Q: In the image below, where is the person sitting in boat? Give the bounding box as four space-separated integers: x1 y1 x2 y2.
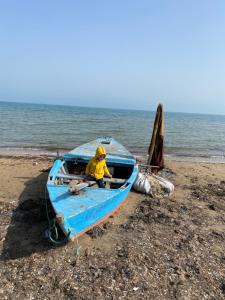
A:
85 146 112 188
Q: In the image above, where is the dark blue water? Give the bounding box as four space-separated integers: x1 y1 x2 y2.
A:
1 101 225 162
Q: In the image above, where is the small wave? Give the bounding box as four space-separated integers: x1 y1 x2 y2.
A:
0 147 64 158
165 154 225 164
0 146 225 164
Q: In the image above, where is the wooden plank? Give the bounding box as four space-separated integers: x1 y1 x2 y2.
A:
57 173 126 184
69 181 97 194
139 164 160 168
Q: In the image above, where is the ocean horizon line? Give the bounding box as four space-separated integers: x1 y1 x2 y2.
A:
1 100 225 117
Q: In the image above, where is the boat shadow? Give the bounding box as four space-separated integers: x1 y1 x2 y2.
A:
1 171 55 260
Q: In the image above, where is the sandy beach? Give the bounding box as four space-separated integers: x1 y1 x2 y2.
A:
0 156 225 299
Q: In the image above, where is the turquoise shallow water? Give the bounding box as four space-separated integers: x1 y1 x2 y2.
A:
0 101 225 162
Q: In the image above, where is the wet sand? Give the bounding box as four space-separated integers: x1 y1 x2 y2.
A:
0 156 225 299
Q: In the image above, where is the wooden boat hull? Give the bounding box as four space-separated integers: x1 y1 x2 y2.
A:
46 137 138 242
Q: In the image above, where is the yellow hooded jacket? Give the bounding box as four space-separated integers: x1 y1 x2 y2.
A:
85 146 111 180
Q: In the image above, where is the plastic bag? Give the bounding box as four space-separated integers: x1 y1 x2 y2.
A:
133 172 152 195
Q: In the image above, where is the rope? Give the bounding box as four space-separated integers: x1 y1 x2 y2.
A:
73 228 81 258
45 186 81 256
44 187 70 245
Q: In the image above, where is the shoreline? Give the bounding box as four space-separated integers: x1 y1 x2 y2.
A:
0 151 225 164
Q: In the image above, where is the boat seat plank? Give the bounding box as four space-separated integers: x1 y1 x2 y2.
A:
57 173 126 184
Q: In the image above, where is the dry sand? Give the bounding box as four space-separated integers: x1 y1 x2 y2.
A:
0 156 225 299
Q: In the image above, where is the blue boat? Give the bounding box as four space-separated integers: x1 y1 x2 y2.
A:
46 137 138 243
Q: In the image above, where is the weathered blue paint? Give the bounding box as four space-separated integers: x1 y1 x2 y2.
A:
47 137 138 241
64 137 136 165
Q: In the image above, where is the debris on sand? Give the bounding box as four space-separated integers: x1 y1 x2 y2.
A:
0 158 225 299
86 226 105 239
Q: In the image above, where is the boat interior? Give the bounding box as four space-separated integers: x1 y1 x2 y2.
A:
55 159 134 189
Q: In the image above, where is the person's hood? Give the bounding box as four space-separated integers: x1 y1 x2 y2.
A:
95 146 106 158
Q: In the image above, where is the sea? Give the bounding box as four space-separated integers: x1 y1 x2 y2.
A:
0 101 225 163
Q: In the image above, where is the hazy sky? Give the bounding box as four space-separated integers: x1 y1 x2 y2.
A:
0 1 225 114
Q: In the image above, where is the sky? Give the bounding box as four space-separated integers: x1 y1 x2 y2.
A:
0 0 225 114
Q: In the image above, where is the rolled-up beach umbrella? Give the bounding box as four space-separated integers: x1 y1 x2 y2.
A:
147 103 164 174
